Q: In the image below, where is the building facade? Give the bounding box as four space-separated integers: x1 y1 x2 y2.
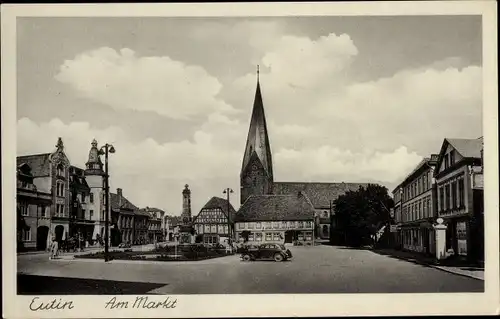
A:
434 137 484 262
17 138 72 247
17 163 52 251
141 207 166 243
193 196 236 245
235 193 315 245
68 165 92 243
239 72 371 242
394 155 439 255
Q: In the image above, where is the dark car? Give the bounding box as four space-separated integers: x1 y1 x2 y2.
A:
241 243 292 262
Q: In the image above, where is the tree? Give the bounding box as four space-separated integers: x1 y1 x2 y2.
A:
334 184 394 247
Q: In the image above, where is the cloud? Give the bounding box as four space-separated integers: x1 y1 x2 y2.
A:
55 47 237 120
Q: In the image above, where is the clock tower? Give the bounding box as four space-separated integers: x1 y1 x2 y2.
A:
240 66 274 204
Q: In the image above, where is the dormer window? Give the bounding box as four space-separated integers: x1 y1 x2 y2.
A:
449 150 455 165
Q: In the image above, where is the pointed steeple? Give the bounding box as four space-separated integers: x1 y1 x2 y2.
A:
240 67 274 204
241 65 273 177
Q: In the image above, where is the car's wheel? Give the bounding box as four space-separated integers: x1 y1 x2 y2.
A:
274 253 284 262
242 254 252 262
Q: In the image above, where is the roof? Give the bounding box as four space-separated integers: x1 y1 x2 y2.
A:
195 196 237 221
235 194 316 222
110 192 142 213
17 153 51 177
446 137 483 159
69 166 90 191
273 182 369 208
241 79 273 177
392 156 438 192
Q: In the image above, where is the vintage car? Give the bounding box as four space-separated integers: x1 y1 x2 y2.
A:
240 243 292 262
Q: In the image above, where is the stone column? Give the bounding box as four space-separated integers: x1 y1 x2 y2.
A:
433 218 447 260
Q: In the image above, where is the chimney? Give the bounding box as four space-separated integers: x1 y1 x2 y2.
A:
117 188 123 207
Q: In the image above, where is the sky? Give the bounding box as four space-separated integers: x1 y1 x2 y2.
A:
16 16 483 216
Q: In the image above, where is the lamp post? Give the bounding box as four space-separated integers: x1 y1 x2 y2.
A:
98 143 115 262
223 188 233 244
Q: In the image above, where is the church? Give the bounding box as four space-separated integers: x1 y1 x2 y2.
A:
235 69 369 244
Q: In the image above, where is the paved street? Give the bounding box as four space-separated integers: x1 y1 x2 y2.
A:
17 245 483 294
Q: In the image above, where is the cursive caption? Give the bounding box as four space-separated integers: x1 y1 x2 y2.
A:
105 296 178 309
29 297 75 311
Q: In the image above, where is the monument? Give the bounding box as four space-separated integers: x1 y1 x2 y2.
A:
179 184 195 244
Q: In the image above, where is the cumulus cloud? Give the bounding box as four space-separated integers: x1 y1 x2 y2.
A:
55 47 236 119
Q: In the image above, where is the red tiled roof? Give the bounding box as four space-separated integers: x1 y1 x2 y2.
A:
273 182 368 208
235 194 315 222
17 154 51 177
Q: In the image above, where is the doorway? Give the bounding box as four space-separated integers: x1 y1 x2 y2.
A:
55 225 64 242
37 226 49 250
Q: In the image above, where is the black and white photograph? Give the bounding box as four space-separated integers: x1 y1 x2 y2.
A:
2 2 498 318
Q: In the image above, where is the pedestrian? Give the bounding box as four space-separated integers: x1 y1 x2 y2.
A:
49 237 59 260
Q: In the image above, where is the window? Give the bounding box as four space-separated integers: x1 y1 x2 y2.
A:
305 221 312 229
439 187 444 212
272 221 279 229
458 178 465 207
223 225 228 234
204 224 210 233
423 175 427 191
248 222 254 229
41 206 47 217
256 233 262 241
273 233 281 241
418 202 422 220
248 233 254 241
298 221 304 228
255 222 261 229
90 193 94 203
20 204 28 216
449 150 455 165
57 165 64 177
81 209 86 219
444 154 449 169
56 204 64 217
445 184 450 210
281 221 287 229
22 227 31 241
211 225 217 233
265 233 272 241
451 181 457 209
264 222 271 229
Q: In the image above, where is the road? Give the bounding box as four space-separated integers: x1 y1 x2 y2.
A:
17 245 483 294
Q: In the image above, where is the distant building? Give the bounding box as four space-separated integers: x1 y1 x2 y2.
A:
235 192 315 245
434 137 484 262
393 155 439 256
140 207 166 243
193 196 236 245
239 70 371 242
165 215 182 242
68 165 92 243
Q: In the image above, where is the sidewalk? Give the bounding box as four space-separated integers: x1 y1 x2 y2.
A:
371 248 484 281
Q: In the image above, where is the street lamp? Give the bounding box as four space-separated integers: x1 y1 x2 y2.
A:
98 143 115 262
223 188 234 244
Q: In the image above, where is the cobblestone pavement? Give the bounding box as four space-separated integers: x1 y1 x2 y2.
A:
17 245 484 294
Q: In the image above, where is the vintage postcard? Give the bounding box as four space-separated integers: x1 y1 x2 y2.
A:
2 2 499 318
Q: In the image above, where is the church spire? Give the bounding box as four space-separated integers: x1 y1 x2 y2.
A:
240 66 274 203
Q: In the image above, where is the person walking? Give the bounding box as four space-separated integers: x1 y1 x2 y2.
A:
49 237 59 260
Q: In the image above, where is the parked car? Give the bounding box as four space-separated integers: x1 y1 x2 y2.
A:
241 243 292 262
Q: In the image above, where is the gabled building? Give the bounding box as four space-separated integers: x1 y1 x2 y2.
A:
193 196 236 245
17 138 72 246
434 137 484 262
110 188 150 245
235 192 315 245
68 165 92 242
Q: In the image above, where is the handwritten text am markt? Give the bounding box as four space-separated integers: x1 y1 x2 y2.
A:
104 296 178 309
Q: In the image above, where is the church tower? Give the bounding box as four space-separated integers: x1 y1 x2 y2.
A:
240 66 274 204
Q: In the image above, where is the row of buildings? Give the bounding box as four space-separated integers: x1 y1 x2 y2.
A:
392 137 484 263
16 138 174 251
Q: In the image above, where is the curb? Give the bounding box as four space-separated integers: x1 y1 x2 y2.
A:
430 265 484 281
